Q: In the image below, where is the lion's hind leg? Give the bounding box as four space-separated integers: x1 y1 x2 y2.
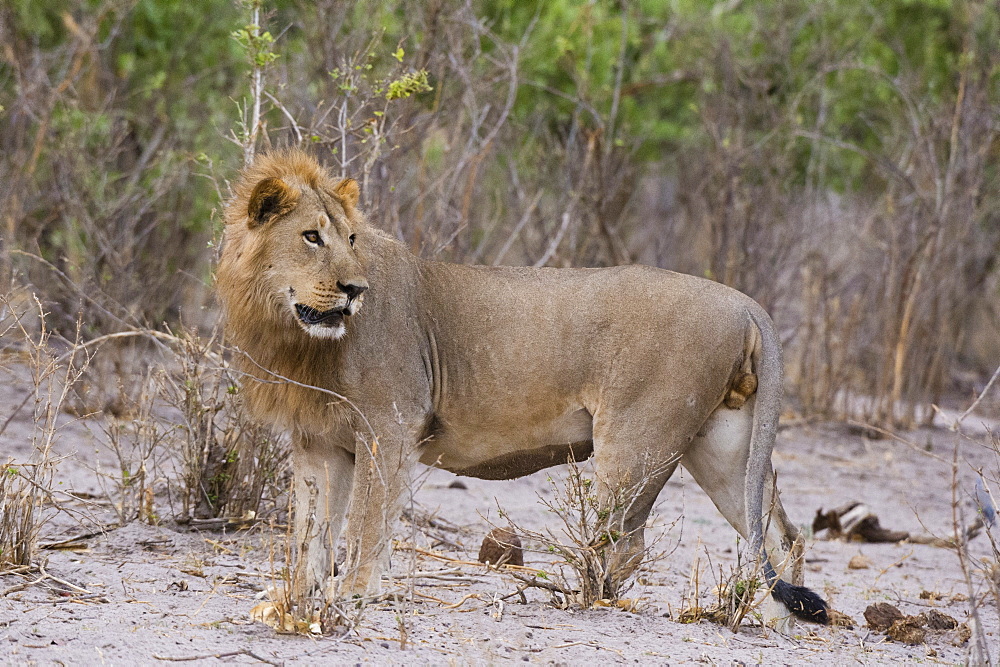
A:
594 458 680 584
588 410 687 596
681 400 828 630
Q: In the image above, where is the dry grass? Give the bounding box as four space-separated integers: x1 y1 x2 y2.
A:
157 327 288 524
251 508 366 637
1 291 290 569
675 539 769 632
94 373 168 525
494 457 676 610
942 410 1000 664
0 295 90 567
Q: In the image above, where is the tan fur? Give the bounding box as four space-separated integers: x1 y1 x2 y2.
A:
217 150 814 625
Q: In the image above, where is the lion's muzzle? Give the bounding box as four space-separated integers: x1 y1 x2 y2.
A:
295 303 347 328
292 279 367 339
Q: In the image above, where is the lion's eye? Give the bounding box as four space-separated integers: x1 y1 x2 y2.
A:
303 230 323 246
349 234 356 248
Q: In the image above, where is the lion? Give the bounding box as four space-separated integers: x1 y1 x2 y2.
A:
217 149 829 629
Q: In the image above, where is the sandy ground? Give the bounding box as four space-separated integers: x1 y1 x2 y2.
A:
1 363 998 665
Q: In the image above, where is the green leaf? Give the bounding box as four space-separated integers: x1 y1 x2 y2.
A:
386 69 432 100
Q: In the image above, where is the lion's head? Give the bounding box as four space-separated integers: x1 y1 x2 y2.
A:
219 150 369 341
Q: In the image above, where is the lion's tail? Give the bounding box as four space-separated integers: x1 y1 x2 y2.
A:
746 307 829 624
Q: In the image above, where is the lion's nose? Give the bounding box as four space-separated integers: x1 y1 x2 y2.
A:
338 280 368 300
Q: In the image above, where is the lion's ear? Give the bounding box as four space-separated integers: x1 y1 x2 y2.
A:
334 178 360 210
247 177 297 229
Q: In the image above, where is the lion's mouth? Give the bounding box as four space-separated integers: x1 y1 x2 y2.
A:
295 303 348 328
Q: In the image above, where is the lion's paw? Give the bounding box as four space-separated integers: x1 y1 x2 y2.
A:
250 590 322 635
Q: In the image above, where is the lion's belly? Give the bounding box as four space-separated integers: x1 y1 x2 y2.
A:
419 407 594 480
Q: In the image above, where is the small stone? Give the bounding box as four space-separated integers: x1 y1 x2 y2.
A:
847 554 872 570
864 602 904 631
448 479 468 490
478 527 524 567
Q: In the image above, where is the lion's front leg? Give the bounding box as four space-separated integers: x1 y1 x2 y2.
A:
291 432 354 608
333 426 417 600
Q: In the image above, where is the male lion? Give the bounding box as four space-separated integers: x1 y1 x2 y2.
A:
217 149 828 628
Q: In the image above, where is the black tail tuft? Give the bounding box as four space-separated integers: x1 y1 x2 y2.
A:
771 580 829 624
